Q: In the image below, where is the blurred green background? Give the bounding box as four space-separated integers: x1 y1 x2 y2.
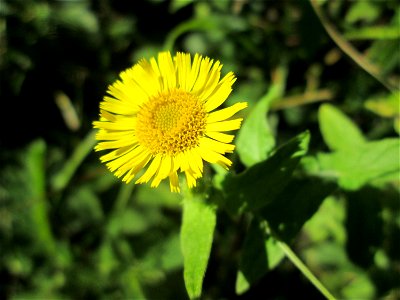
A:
0 0 399 299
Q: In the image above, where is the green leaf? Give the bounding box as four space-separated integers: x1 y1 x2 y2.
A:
25 140 56 255
345 26 400 40
169 0 194 13
223 131 310 214
315 138 400 190
364 91 400 118
236 65 287 167
55 2 99 34
303 196 346 245
181 194 216 299
318 104 365 151
235 220 285 294
164 14 246 51
345 1 380 24
261 177 337 242
235 94 275 167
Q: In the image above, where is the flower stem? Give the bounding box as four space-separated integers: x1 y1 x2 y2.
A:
51 129 97 192
277 240 336 300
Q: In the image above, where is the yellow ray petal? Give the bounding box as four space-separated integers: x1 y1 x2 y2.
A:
199 137 235 154
100 96 139 115
169 171 180 193
98 109 117 122
136 154 162 184
176 52 191 91
158 52 176 91
95 136 137 151
99 145 135 163
121 152 152 183
124 61 161 97
185 169 197 188
207 102 247 123
204 72 236 112
106 145 146 172
205 131 234 143
191 57 213 95
206 118 243 132
93 118 136 131
116 147 152 176
96 130 135 141
197 61 222 101
151 155 173 187
187 149 203 176
198 147 232 169
187 53 202 92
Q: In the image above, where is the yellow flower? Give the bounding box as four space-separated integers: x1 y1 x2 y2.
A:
93 51 247 192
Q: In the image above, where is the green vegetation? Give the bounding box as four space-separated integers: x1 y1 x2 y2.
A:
1 0 399 299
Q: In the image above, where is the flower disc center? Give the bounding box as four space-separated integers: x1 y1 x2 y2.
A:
136 89 207 155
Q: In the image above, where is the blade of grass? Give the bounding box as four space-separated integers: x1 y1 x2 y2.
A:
309 0 396 92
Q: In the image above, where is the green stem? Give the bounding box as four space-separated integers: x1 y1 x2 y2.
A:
51 129 97 191
114 182 135 214
103 182 135 240
277 240 336 300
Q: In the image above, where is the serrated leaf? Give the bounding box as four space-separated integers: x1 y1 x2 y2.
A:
236 220 285 294
181 194 216 299
318 104 365 151
223 131 310 214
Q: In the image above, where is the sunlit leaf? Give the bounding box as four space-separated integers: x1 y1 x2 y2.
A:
365 91 400 118
315 138 400 190
318 104 365 152
236 65 287 167
181 194 216 299
345 26 400 40
235 94 275 167
236 220 285 294
345 1 380 24
223 131 310 214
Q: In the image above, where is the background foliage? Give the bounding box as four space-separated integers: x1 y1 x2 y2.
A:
0 0 399 299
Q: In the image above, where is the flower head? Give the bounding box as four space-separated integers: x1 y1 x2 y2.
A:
93 51 247 192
